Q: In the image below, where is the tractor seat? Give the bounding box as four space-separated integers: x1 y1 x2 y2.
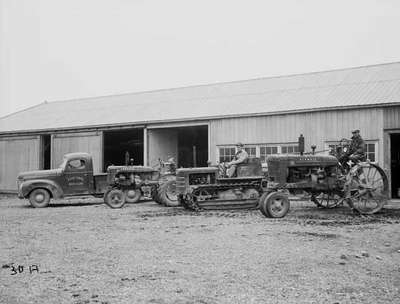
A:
236 157 262 177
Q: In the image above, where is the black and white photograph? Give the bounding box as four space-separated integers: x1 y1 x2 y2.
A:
1 1 400 303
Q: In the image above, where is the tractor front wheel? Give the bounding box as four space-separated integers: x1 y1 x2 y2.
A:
124 189 141 203
259 191 290 218
105 189 126 209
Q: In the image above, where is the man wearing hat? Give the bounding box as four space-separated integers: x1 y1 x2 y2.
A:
346 129 366 163
226 142 249 177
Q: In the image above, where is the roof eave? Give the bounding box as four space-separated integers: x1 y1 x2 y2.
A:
0 102 398 137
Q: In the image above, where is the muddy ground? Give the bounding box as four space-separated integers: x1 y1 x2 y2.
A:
1 196 400 304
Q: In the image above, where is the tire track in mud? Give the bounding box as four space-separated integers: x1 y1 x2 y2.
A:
132 205 400 227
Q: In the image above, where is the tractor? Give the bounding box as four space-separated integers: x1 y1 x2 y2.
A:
104 165 161 208
176 137 389 216
264 153 389 214
104 157 179 208
176 157 290 218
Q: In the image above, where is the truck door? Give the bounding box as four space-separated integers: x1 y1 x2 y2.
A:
63 158 90 195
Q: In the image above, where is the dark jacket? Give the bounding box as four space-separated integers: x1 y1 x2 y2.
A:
347 134 366 158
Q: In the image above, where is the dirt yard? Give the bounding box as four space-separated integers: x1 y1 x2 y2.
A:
1 196 400 304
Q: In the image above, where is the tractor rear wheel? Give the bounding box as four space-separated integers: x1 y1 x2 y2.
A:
157 179 179 207
311 192 342 208
152 189 163 205
105 189 126 209
345 162 389 214
259 191 290 218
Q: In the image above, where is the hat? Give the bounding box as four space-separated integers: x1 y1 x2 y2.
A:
235 142 244 147
351 129 360 134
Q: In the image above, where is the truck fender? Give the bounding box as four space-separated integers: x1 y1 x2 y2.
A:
20 180 64 199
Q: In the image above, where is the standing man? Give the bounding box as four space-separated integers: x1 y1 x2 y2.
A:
347 129 366 163
226 142 249 177
124 151 130 165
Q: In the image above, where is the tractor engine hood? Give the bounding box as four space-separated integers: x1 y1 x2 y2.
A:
267 154 338 167
107 166 158 173
17 168 62 181
177 167 218 175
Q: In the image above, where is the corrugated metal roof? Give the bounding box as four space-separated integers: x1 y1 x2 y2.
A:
1 62 400 133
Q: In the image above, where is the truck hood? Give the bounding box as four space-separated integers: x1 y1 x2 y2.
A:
17 168 62 180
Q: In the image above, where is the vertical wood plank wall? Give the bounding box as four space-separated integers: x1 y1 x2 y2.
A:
0 136 40 191
51 131 102 173
383 106 400 129
210 108 384 166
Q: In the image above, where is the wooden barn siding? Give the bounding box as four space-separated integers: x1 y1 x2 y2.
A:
210 108 384 165
0 136 40 191
383 106 400 129
51 131 102 173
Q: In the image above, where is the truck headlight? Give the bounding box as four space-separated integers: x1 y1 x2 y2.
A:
17 179 24 197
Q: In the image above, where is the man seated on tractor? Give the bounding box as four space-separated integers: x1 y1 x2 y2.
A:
226 142 249 177
337 130 366 167
347 129 366 163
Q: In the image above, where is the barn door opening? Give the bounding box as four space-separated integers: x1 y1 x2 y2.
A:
390 133 400 198
147 125 208 168
177 126 208 168
41 134 51 170
103 128 143 170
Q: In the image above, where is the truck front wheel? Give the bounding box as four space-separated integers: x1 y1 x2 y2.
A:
29 188 51 208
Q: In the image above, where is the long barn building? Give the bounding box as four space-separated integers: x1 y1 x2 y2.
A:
1 62 400 197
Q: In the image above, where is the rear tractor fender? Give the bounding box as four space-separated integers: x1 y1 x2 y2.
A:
21 180 64 199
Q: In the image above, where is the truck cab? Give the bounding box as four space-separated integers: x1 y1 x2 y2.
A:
17 152 107 208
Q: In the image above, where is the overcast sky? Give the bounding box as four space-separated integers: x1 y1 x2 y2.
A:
1 0 400 117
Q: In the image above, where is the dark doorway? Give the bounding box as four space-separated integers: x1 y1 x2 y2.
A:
41 134 51 170
177 126 208 167
390 133 400 198
103 128 143 171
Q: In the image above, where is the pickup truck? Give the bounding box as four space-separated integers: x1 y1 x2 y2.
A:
17 152 179 208
17 152 108 208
